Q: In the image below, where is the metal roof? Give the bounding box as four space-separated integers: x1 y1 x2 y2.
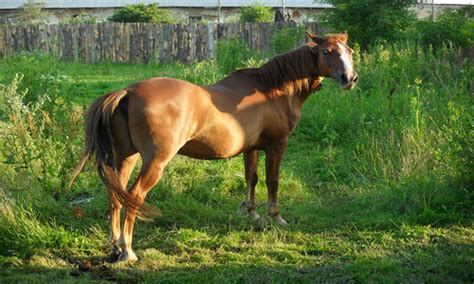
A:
0 0 332 9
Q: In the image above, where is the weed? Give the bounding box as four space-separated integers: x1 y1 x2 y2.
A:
271 25 306 55
216 39 250 74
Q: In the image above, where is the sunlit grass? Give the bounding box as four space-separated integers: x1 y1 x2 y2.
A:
0 43 472 282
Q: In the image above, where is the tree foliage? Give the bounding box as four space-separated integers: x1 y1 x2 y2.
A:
109 3 173 23
239 3 273 23
411 7 474 48
323 0 417 48
16 2 50 25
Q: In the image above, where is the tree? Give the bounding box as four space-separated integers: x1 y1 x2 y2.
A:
411 6 474 49
109 3 173 24
322 0 417 48
16 1 50 25
239 2 273 23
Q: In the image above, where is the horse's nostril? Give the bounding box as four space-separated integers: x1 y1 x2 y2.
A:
341 74 349 85
353 75 359 83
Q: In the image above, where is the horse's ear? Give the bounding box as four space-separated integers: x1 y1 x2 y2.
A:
340 31 348 43
306 31 325 45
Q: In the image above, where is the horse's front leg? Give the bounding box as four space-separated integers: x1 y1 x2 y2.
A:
239 150 261 222
265 138 289 225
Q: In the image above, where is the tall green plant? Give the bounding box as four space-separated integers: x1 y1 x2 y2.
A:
271 26 306 55
216 39 250 74
410 7 474 49
0 53 65 103
62 12 97 25
15 2 50 25
322 0 417 48
239 2 273 23
0 74 82 194
109 3 173 23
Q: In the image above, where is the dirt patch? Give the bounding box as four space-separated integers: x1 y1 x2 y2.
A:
69 259 117 282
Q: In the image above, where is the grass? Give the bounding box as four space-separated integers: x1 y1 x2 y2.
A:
0 43 472 283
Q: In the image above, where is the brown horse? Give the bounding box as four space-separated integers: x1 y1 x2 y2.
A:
70 31 358 262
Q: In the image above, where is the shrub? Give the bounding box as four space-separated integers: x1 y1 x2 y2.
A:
239 2 273 23
322 0 417 48
0 74 82 195
409 7 474 49
62 12 97 25
109 3 173 23
15 1 50 25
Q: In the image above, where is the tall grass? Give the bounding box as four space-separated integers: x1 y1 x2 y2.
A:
295 43 472 224
0 74 83 196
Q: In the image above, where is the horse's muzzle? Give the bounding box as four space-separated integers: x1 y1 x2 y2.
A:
339 71 358 90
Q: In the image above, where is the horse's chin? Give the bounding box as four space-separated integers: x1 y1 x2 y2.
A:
340 83 356 91
335 77 356 91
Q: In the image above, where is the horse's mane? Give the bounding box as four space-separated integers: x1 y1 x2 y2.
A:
257 44 320 91
228 44 320 95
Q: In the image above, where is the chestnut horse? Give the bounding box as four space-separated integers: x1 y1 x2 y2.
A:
70 32 358 262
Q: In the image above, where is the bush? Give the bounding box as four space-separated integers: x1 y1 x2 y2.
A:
61 12 97 25
0 74 82 194
109 3 173 23
239 2 273 23
409 7 474 49
15 2 50 25
322 0 417 48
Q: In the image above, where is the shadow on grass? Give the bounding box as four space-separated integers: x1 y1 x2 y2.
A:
2 238 472 283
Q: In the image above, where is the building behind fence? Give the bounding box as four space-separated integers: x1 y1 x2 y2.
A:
0 22 324 63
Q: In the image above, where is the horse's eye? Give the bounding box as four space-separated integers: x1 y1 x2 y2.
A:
323 49 329 55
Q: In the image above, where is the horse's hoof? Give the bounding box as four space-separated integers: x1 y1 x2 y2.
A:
272 215 288 226
249 211 261 222
107 247 122 262
237 201 247 214
118 251 138 262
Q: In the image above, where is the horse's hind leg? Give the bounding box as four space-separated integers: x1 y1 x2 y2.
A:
118 150 174 262
239 150 261 222
107 110 139 261
107 152 139 261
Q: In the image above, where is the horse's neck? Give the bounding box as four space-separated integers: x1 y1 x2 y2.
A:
258 46 322 107
273 76 324 108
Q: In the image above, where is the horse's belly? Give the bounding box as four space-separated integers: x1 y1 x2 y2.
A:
178 120 247 159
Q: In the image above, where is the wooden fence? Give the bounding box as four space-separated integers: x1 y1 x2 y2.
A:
0 22 324 63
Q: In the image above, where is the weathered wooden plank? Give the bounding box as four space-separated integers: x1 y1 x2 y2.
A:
0 26 5 58
143 23 152 63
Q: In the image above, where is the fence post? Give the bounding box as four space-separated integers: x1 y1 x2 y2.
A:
0 26 5 58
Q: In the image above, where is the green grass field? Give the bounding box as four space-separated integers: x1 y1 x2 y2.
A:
0 44 472 282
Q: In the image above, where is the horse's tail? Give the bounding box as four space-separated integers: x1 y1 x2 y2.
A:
68 90 159 221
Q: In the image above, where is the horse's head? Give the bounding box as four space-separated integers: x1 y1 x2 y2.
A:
307 31 358 90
